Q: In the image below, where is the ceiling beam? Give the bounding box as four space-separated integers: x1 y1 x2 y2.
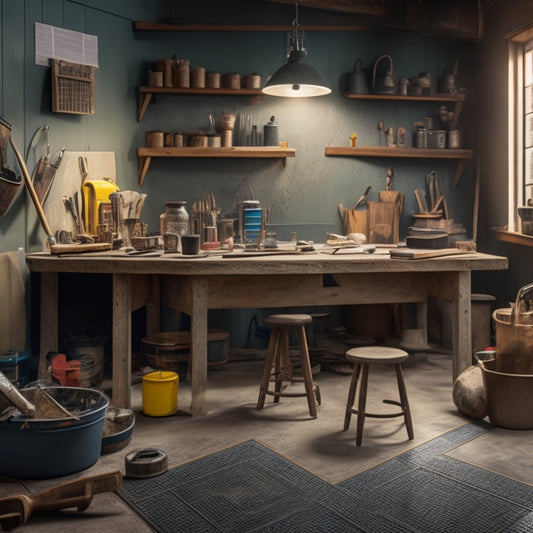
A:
265 0 483 40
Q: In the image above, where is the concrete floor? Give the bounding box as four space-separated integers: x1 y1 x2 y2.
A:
1 348 532 532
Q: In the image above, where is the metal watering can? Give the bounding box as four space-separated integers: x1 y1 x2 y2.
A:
372 54 395 95
346 59 369 94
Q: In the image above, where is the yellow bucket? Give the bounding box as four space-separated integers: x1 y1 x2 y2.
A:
142 371 178 417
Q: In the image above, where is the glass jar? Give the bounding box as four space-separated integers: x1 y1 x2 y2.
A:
160 201 189 236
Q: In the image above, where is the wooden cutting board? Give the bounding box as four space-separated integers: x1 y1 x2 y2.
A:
378 190 404 243
340 205 368 239
367 201 396 244
390 247 472 260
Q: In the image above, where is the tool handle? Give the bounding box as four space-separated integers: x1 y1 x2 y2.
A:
31 471 122 512
0 371 36 417
9 137 55 240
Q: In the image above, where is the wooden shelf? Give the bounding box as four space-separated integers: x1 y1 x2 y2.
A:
138 86 263 121
344 92 465 120
134 22 376 32
325 146 474 186
137 146 295 186
494 228 533 247
344 92 465 102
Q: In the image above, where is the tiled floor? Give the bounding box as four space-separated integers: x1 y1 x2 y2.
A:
1 350 531 532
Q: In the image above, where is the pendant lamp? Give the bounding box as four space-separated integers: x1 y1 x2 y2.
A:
262 3 331 98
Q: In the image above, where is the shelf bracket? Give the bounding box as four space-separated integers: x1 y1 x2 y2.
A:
138 155 152 186
138 92 153 122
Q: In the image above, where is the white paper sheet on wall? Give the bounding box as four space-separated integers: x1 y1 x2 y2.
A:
35 22 98 68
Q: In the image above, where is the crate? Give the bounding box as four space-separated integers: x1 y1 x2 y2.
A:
51 59 95 115
141 329 229 371
0 351 32 388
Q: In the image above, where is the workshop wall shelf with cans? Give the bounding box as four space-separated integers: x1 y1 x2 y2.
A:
325 92 473 186
136 86 295 185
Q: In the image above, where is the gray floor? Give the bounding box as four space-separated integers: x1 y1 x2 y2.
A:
1 349 532 532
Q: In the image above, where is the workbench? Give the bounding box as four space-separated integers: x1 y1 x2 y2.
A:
25 249 508 416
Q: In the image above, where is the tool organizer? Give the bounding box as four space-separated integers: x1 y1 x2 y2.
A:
51 59 95 115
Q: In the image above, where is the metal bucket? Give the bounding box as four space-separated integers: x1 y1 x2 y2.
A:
478 357 533 429
493 282 533 374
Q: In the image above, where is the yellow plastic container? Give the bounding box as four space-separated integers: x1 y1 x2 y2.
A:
142 371 178 417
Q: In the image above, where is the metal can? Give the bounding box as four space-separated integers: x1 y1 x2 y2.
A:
427 129 446 149
413 127 427 148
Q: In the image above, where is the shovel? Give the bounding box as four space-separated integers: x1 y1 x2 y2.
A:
0 471 122 530
31 126 64 205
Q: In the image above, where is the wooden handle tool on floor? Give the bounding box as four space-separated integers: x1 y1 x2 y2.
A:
0 470 122 530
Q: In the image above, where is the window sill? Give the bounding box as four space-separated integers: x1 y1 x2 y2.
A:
494 228 533 247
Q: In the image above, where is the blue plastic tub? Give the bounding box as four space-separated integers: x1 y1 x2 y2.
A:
0 387 109 479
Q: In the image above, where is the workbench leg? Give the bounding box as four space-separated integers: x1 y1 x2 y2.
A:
452 271 472 380
112 273 132 408
190 278 208 416
416 300 428 343
146 274 160 335
38 272 58 379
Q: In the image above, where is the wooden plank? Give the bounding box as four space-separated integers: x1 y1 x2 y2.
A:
390 248 472 260
39 272 58 379
138 146 295 158
344 93 465 103
139 86 262 96
162 272 425 310
190 278 208 416
112 274 132 408
146 275 160 335
453 271 472 379
135 22 373 32
325 146 473 159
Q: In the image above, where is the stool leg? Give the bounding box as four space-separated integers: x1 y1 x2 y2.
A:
257 327 280 409
273 327 289 402
356 364 369 446
295 325 317 418
395 363 414 440
343 363 361 431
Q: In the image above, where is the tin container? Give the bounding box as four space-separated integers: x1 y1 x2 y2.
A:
413 127 427 148
426 129 446 149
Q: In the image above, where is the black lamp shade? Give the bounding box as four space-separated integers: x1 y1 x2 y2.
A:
263 52 331 97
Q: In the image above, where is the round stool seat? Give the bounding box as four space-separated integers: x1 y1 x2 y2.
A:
346 346 409 365
263 314 312 327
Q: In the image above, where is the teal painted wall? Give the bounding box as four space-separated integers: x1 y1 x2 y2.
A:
1 0 476 251
0 0 487 351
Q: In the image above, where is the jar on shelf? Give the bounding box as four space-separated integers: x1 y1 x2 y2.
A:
160 201 190 236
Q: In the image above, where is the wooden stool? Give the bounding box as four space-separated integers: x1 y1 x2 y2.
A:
343 346 414 446
257 314 320 418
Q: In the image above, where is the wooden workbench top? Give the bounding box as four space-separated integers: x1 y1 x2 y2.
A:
25 248 508 276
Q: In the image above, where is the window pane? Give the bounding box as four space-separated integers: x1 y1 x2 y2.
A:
526 49 533 86
526 147 533 185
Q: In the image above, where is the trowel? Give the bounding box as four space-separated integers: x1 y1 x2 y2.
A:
31 126 64 205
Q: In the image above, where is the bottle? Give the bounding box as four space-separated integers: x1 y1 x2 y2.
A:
160 201 189 236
